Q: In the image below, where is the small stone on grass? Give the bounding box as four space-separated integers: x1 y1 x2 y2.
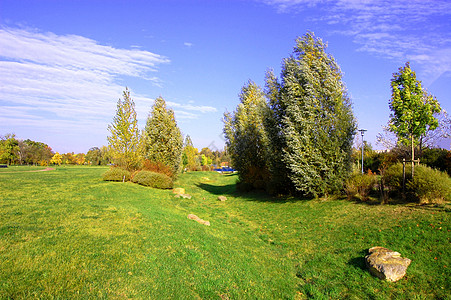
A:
218 196 227 202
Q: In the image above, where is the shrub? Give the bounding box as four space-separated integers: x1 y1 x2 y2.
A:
141 160 174 179
407 165 451 204
132 170 173 189
345 172 377 201
383 163 408 196
421 148 451 176
102 167 131 182
344 178 358 200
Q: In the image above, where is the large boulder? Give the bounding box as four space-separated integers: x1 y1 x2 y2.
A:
365 246 411 282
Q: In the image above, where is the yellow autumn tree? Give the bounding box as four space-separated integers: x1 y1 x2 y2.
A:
50 152 62 165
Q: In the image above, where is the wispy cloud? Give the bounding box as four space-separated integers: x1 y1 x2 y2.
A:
0 26 170 134
261 0 451 85
133 95 217 121
0 27 216 149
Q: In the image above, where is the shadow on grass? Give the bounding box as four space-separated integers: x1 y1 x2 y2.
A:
196 182 307 203
348 256 367 271
196 182 236 196
348 195 451 212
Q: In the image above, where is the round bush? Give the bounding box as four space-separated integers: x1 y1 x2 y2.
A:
345 173 377 201
407 165 451 204
383 163 407 195
102 167 131 182
132 170 173 189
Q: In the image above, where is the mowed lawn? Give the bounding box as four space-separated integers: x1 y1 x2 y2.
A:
0 167 449 299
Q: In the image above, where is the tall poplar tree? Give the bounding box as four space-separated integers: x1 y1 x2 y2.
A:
269 32 356 197
223 80 270 189
107 88 142 171
264 69 293 194
389 62 441 176
143 96 183 177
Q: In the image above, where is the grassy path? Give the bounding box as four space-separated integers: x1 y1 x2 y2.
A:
0 167 449 299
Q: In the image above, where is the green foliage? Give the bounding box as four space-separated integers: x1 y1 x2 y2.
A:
200 154 208 166
263 69 292 194
345 172 378 201
388 62 442 177
223 80 270 190
143 97 183 178
182 135 200 171
382 163 406 196
107 88 142 171
420 147 451 175
268 32 356 197
407 165 451 203
0 134 20 165
85 147 102 165
132 170 173 189
18 139 53 165
389 62 441 146
382 163 451 203
102 167 131 182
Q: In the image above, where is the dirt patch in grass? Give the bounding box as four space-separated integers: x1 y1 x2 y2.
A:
0 167 55 173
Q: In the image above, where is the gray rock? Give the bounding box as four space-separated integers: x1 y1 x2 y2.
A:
365 246 411 282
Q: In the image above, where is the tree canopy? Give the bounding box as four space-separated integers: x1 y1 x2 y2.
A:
143 96 183 177
388 62 441 175
223 80 270 190
107 88 142 171
268 32 356 197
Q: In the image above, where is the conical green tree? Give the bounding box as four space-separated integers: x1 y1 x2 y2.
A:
143 96 183 177
107 88 142 171
264 69 293 194
223 80 270 190
271 32 356 197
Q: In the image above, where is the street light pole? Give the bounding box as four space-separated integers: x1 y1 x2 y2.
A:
358 129 367 174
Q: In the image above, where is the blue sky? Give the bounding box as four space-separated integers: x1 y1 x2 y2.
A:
1 0 450 153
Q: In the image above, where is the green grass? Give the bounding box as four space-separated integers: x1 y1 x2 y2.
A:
0 165 48 172
0 167 449 299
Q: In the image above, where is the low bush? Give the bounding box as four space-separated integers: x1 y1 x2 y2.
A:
132 170 173 189
407 165 451 204
141 160 174 179
382 163 407 197
345 172 377 201
383 163 451 203
344 179 358 200
102 167 131 182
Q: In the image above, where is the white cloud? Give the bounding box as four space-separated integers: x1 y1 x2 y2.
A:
184 42 193 47
0 27 217 150
167 101 217 114
261 0 451 85
132 95 217 121
0 27 170 133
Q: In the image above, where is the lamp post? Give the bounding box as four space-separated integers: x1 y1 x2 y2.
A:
358 129 367 174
